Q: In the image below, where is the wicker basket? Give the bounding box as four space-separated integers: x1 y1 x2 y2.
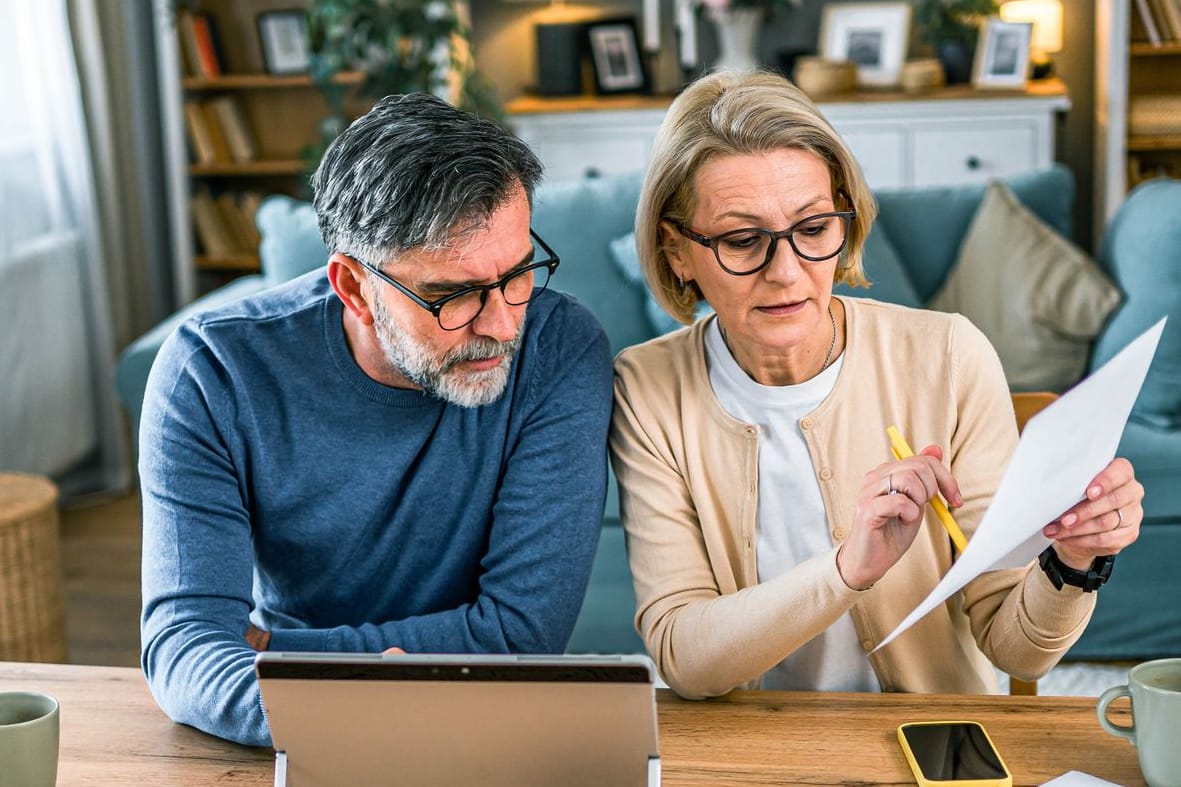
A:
0 473 67 662
793 57 857 97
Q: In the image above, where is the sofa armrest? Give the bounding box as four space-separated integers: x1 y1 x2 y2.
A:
115 275 267 441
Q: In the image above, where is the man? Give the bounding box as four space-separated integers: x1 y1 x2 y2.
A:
140 94 613 747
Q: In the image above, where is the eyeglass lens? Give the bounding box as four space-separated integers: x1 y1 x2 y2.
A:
437 259 553 330
715 214 849 272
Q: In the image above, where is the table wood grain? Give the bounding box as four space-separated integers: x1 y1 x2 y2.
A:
0 662 1144 786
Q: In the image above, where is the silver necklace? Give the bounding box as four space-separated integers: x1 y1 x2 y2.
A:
718 302 839 376
820 303 837 372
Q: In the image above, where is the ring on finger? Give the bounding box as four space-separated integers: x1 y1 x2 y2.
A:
1115 507 1126 528
887 473 897 496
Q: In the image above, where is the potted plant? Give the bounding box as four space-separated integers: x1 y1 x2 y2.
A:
304 0 504 169
914 0 999 84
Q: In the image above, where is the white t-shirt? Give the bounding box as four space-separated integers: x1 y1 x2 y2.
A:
704 318 880 692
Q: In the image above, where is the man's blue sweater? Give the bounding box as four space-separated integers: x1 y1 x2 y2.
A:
139 270 613 746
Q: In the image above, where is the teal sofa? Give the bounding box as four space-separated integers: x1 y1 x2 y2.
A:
116 167 1181 661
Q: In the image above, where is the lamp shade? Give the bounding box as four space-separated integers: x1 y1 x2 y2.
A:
1000 0 1064 54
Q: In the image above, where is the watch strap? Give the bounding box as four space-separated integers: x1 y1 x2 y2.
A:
1038 546 1114 592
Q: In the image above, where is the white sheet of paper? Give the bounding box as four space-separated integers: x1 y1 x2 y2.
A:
875 318 1166 653
1041 771 1126 787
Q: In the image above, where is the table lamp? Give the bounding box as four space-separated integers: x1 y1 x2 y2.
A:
999 0 1063 79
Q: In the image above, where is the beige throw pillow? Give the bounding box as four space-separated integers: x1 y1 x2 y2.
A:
928 181 1121 392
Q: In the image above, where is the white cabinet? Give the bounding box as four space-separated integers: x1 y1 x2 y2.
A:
508 83 1070 190
511 108 669 181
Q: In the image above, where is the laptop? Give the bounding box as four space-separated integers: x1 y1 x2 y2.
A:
255 652 661 787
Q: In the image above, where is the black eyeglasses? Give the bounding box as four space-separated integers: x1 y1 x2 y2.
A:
357 230 561 331
676 210 856 276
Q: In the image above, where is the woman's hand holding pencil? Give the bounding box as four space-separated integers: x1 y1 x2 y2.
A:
835 427 964 591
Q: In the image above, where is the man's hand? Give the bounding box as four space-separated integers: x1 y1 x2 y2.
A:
245 624 271 652
383 646 406 655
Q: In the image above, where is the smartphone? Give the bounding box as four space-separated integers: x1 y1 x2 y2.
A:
897 721 1012 786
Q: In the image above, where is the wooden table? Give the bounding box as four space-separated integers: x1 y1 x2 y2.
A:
0 662 1144 786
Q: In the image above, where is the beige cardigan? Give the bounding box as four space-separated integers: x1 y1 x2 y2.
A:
609 298 1095 699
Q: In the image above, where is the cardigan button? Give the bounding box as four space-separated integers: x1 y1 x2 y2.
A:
832 528 846 541
861 638 875 652
800 418 813 430
819 467 832 480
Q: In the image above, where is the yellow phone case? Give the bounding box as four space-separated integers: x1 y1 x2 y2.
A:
896 721 1013 787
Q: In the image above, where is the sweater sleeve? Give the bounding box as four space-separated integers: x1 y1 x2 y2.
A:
949 316 1096 681
267 302 614 656
140 326 272 747
610 349 865 699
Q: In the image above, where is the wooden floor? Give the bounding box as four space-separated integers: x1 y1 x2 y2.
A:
60 490 142 667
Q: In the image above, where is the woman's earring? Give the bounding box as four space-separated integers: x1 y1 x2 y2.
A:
677 273 685 288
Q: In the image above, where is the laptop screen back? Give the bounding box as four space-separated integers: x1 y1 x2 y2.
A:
256 652 659 787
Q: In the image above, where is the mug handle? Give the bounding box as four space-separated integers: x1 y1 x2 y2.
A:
1096 685 1136 743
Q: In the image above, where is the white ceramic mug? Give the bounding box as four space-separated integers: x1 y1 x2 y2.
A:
1097 658 1181 787
0 691 60 787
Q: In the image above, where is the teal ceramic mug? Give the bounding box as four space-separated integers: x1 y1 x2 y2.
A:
1097 658 1181 787
0 691 59 787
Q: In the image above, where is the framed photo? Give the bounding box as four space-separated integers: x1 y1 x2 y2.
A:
586 19 649 94
973 19 1032 88
819 2 911 87
257 10 311 75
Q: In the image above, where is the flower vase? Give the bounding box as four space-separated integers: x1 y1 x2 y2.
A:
708 7 763 73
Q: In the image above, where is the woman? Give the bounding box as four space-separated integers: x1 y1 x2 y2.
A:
610 71 1143 699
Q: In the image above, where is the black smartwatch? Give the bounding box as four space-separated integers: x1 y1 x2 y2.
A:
1038 546 1115 592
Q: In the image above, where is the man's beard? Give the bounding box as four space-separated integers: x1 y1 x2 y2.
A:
370 294 522 408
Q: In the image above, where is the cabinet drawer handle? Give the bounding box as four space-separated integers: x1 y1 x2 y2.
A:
584 166 602 179
965 156 981 170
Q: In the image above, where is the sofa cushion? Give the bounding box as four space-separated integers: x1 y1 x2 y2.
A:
875 165 1075 303
833 224 922 308
256 196 327 286
1089 178 1181 429
927 181 1121 392
608 232 712 335
532 173 652 355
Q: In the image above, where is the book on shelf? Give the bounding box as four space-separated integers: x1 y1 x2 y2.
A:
1166 0 1181 41
190 13 223 78
208 96 258 164
1149 0 1181 41
238 191 264 247
199 101 233 164
1135 0 1163 45
214 192 263 251
182 100 217 165
191 188 238 257
177 10 223 78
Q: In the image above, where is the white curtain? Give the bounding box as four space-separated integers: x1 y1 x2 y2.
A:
0 1 130 495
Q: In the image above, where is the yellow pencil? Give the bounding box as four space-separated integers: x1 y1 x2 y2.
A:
886 425 969 554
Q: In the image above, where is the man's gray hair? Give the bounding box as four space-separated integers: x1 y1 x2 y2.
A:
312 93 543 265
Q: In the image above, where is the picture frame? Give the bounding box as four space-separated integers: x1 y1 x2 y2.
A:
257 10 311 75
586 18 649 95
819 2 911 88
972 19 1033 88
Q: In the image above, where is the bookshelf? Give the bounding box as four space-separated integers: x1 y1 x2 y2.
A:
1096 0 1181 239
156 0 365 298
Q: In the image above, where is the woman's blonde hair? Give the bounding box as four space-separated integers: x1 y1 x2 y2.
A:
636 70 876 324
